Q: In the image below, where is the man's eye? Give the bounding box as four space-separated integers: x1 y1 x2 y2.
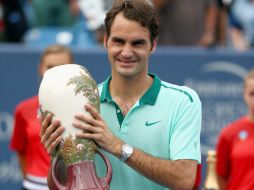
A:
249 92 254 96
113 39 124 44
133 43 142 46
133 41 145 46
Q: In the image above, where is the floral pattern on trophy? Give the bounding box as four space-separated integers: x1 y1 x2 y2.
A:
67 66 100 112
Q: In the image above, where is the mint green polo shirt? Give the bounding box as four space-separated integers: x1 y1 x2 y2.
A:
95 74 201 190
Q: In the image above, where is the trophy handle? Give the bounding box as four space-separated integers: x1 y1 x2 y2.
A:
96 149 112 190
50 156 66 190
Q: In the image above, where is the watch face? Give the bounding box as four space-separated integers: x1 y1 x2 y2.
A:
125 146 133 154
121 144 133 161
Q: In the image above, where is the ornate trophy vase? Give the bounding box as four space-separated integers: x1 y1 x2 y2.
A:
38 64 112 190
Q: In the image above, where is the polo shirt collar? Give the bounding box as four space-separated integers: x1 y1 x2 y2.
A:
100 76 112 102
140 74 161 105
100 74 161 105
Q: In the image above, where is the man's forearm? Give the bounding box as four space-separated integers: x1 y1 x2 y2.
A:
124 148 197 190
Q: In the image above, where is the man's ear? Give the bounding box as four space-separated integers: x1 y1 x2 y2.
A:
104 34 108 49
151 39 157 53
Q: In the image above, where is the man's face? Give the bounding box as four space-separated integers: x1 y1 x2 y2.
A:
244 78 254 113
39 52 72 77
104 13 156 79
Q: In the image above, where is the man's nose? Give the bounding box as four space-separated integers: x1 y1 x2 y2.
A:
121 44 133 57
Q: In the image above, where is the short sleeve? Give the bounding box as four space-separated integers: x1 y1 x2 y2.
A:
169 90 202 163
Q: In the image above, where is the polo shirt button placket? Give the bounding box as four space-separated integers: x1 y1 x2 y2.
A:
120 127 127 133
120 120 129 134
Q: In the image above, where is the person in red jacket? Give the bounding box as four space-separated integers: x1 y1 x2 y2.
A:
10 44 73 190
216 68 254 190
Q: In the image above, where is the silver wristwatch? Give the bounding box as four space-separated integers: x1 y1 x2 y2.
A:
120 144 133 162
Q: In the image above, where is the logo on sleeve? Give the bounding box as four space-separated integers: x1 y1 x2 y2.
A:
145 120 161 127
194 141 198 150
239 130 248 141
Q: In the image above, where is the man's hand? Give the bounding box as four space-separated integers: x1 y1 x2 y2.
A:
73 104 123 157
39 114 65 155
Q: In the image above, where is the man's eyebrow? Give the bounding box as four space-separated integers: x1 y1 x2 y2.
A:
111 36 124 42
132 39 146 45
111 36 147 45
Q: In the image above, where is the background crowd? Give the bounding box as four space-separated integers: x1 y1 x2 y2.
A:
0 0 254 50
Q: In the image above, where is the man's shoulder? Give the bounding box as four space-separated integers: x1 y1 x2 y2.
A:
160 81 200 104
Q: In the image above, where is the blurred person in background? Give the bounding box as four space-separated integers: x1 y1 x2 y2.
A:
1 0 78 43
229 0 254 50
1 0 28 42
22 0 86 46
0 0 4 41
216 68 254 190
73 0 107 45
214 0 230 47
26 0 75 28
9 44 73 190
1 0 103 46
155 0 218 47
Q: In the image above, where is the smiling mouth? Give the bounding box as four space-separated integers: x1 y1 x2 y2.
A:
117 59 136 63
117 59 136 64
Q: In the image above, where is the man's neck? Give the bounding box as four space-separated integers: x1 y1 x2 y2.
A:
110 74 153 100
109 74 153 115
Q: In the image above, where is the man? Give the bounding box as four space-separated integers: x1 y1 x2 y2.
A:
10 44 73 190
40 1 202 189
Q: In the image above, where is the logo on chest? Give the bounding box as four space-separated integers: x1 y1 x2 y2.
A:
145 120 162 127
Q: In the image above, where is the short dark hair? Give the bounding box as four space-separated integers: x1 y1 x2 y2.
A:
104 0 159 44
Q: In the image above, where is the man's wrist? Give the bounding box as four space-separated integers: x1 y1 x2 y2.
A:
120 144 134 162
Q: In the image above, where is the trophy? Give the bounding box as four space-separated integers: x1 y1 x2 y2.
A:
39 64 112 190
203 150 219 190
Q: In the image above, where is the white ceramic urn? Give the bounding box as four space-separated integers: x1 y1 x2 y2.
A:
38 64 100 164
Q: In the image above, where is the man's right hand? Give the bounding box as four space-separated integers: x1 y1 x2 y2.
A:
39 114 65 156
